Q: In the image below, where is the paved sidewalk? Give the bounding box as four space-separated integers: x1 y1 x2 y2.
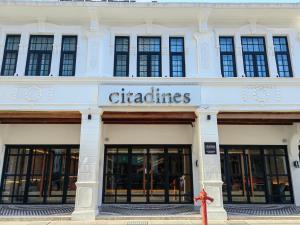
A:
0 220 300 225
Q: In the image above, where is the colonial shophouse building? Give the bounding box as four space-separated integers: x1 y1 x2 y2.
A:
0 0 300 221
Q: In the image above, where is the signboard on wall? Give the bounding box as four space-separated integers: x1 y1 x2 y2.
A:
98 85 201 106
204 142 217 154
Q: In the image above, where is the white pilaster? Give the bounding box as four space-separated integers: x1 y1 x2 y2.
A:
16 32 29 76
162 34 169 77
235 34 244 77
195 109 227 220
85 32 102 76
0 29 4 73
266 33 278 77
72 109 103 221
0 125 7 187
50 33 62 76
129 34 137 77
288 123 300 206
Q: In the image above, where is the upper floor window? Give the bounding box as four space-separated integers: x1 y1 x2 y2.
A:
169 37 185 77
137 37 161 77
1 35 21 76
241 37 268 77
59 36 77 76
25 35 54 76
114 36 129 77
273 36 292 77
219 36 236 77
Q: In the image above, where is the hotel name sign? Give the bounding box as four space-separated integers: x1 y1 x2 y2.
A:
99 85 201 106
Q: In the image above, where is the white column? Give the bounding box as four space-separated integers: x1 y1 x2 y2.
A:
288 123 300 206
15 32 29 76
72 109 103 221
0 125 7 187
195 109 227 220
50 33 62 76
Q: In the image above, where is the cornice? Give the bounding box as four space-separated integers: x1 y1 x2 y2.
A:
1 1 300 9
1 76 300 86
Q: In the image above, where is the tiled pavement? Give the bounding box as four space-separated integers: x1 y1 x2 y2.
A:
0 204 300 218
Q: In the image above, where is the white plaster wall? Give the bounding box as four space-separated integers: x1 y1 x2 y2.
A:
219 125 290 145
0 124 81 145
103 124 193 145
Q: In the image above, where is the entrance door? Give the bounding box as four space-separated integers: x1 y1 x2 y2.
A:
130 148 166 203
103 145 193 204
220 146 294 204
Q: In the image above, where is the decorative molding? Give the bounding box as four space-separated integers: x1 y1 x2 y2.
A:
242 85 281 104
9 85 55 103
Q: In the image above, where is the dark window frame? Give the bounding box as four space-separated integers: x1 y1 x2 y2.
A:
219 36 237 77
169 37 185 77
220 145 294 204
59 35 77 76
1 35 21 76
25 35 54 76
137 36 162 77
102 144 193 204
273 36 293 78
113 36 130 77
0 145 79 204
241 36 269 77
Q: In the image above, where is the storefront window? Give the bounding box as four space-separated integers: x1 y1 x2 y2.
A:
220 146 293 204
0 145 79 204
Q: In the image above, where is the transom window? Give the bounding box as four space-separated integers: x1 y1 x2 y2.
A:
169 37 185 77
241 37 269 77
137 37 161 77
273 36 292 77
1 35 21 76
25 35 54 76
114 36 130 77
59 36 77 76
219 36 236 77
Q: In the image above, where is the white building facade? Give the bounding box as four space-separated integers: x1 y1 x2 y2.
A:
0 0 300 221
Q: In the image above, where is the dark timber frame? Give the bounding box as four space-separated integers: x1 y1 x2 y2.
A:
137 36 162 77
102 144 193 204
0 145 79 204
220 145 294 204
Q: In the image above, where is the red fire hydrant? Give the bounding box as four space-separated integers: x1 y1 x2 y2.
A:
194 188 214 225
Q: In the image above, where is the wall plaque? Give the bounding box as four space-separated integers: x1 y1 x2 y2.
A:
204 142 217 155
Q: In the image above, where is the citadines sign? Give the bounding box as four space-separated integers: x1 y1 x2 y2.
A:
99 85 201 106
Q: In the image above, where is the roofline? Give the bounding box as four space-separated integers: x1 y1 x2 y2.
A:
1 1 300 9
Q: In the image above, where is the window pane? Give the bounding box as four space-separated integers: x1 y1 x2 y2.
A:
114 36 129 77
241 37 268 77
170 37 185 77
273 37 292 77
170 38 184 53
60 36 77 76
219 37 236 77
26 36 53 76
1 35 21 76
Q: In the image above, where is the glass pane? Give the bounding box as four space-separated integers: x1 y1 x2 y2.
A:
62 36 77 52
170 37 184 53
131 154 147 202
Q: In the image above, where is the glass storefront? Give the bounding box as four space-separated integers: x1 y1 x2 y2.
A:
103 145 193 204
0 145 79 204
221 146 294 204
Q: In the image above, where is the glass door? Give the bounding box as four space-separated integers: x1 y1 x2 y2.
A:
220 145 293 204
103 145 193 204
